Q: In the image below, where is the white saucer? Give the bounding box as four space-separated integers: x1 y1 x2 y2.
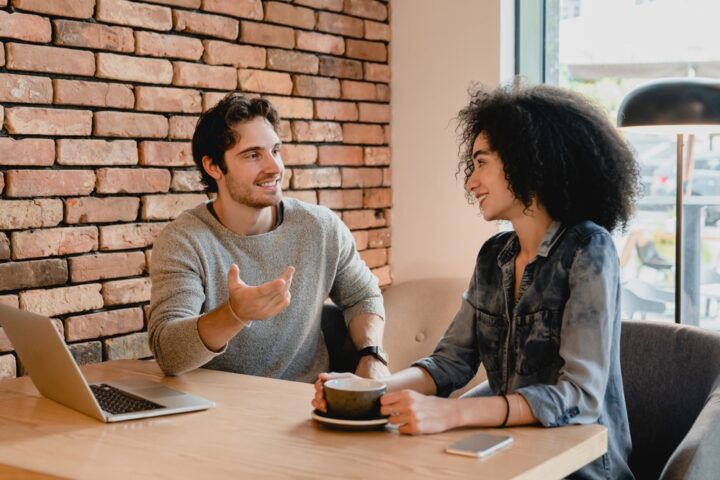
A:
311 410 388 430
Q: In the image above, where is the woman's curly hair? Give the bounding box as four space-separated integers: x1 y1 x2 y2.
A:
456 82 641 233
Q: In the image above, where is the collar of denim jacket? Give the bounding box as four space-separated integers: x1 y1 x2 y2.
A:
496 220 565 266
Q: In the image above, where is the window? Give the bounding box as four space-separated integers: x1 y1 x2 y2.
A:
518 0 720 330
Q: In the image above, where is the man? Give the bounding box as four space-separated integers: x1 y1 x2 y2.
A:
148 93 389 382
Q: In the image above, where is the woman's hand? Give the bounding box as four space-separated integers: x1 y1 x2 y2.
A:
311 372 358 413
380 390 460 435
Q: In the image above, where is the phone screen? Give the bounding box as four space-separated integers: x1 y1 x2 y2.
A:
445 433 513 458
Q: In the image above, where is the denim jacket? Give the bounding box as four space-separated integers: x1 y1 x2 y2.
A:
414 221 633 480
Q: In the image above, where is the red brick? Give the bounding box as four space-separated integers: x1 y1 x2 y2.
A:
173 62 237 89
0 172 3 195
296 31 344 56
318 189 363 209
364 146 390 165
53 79 134 109
240 22 294 49
5 43 95 76
96 53 173 84
284 190 317 204
96 0 172 31
382 165 391 186
70 252 145 283
282 170 292 190
341 167 383 187
319 57 363 79
13 0 94 18
171 170 204 192
0 138 54 166
315 100 358 121
0 43 4 67
346 39 387 62
293 75 341 98
56 139 137 166
0 73 52 104
5 107 91 136
5 170 94 198
342 123 384 145
264 95 313 119
291 168 341 189
139 141 193 166
358 102 390 123
105 332 152 360
202 92 228 111
267 49 318 74
100 223 167 250
134 31 203 61
376 83 390 102
173 10 238 41
348 81 382 103
65 197 140 224
0 199 63 230
291 121 342 142
0 233 8 260
360 247 387 268
363 187 391 208
318 145 363 166
202 0 263 19
169 116 199 140
203 40 265 68
94 111 169 138
102 277 151 306
11 226 98 260
96 168 171 194
295 0 343 11
0 259 68 292
238 69 292 95
142 194 208 220
278 120 293 142
372 264 391 286
281 144 317 166
265 2 315 29
353 230 368 250
383 124 390 145
316 12 363 38
364 20 390 41
367 227 391 248
0 11 51 42
145 0 201 6
0 355 16 378
65 307 144 341
135 87 201 114
342 209 386 229
344 0 388 21
20 284 103 317
364 62 390 83
54 20 134 52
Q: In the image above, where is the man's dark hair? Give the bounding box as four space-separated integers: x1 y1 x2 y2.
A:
456 82 641 233
192 93 280 193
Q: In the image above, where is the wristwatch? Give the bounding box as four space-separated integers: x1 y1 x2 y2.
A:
357 346 389 366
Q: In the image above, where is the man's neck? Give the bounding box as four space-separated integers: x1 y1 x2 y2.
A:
213 196 277 236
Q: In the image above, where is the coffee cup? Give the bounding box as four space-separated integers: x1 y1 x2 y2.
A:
323 378 387 420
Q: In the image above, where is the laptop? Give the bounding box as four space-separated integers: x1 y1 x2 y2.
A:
0 305 215 422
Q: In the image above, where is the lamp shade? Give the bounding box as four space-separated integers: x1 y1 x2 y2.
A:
617 78 720 134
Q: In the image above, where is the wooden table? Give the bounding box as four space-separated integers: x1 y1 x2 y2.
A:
0 360 607 479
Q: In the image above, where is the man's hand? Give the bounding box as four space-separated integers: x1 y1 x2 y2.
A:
355 355 390 379
227 264 295 324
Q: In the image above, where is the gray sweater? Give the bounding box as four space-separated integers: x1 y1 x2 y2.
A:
147 199 384 382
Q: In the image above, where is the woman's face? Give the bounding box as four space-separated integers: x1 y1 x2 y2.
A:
464 133 525 222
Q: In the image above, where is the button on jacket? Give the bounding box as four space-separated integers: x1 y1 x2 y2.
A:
415 221 633 480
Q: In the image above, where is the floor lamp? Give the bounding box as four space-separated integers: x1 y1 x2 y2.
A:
617 78 720 324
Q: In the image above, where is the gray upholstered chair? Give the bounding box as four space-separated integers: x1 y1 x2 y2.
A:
621 319 720 479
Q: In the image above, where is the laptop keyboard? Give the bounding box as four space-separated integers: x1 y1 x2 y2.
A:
90 384 164 415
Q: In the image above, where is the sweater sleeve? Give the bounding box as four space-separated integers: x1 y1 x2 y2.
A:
147 226 224 376
327 214 385 324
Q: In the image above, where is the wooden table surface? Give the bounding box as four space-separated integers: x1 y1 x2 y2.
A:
0 360 607 479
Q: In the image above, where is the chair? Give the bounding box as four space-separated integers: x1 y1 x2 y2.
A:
620 320 720 479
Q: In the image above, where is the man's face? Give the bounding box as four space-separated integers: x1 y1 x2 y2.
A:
214 116 284 209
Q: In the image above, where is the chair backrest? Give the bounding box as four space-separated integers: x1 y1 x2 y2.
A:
382 278 485 396
620 320 720 479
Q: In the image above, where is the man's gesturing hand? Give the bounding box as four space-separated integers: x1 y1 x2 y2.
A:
226 264 295 324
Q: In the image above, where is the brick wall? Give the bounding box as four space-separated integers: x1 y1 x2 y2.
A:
0 0 392 379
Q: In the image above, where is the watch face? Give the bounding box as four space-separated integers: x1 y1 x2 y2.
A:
360 346 388 365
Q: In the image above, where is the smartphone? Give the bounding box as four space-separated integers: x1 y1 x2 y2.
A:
445 432 513 458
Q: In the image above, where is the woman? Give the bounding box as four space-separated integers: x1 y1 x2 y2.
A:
313 83 640 479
